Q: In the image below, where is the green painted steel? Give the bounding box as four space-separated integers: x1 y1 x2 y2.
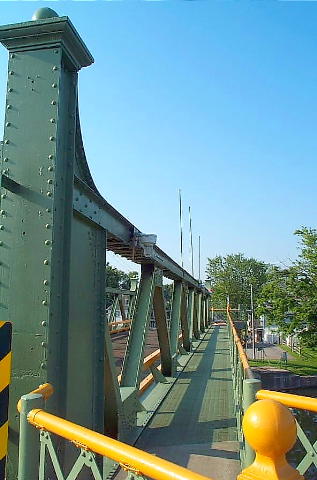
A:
180 288 191 352
18 394 44 480
170 281 182 359
153 286 172 377
242 379 261 467
120 264 155 389
192 292 200 340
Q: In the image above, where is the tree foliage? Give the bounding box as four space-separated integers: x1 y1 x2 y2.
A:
257 228 317 347
106 262 138 308
206 253 268 310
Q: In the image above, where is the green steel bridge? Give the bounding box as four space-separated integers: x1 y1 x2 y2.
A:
0 8 317 480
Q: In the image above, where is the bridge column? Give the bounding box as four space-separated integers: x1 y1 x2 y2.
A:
170 281 182 368
153 272 172 377
192 291 200 340
187 288 195 345
120 264 155 433
180 285 191 352
197 292 203 333
0 10 111 478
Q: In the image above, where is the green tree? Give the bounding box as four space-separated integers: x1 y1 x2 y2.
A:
206 253 268 310
257 228 317 347
105 263 138 308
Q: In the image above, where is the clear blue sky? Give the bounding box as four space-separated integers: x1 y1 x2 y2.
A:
1 1 317 279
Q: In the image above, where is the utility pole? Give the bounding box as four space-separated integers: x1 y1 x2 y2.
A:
250 284 256 360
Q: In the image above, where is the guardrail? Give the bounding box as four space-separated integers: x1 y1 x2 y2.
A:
226 307 261 468
17 383 311 480
256 389 317 476
108 319 132 335
17 384 215 480
117 333 183 394
227 306 317 477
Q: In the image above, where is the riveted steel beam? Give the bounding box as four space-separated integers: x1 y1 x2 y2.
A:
153 286 172 377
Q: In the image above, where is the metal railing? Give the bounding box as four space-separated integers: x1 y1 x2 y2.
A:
256 389 317 476
226 307 261 468
17 384 215 480
227 307 317 477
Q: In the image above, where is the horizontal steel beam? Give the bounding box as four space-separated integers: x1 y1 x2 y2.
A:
73 176 208 292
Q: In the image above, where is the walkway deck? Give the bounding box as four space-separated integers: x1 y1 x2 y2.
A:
136 325 240 480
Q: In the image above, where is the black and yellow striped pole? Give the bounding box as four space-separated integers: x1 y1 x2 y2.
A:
0 321 12 480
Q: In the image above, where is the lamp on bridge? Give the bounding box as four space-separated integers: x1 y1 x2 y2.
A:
238 399 304 480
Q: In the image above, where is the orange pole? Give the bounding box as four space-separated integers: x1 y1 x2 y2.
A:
27 409 215 480
256 389 317 413
17 383 53 413
227 309 253 378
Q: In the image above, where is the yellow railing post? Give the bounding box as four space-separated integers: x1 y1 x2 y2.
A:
238 399 304 480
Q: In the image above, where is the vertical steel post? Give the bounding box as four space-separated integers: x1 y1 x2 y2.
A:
180 287 191 352
242 378 262 467
187 288 195 344
18 393 44 480
121 264 155 388
153 286 172 376
0 12 108 477
170 281 182 359
192 291 200 340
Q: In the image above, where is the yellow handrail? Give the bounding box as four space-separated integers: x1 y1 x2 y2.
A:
27 408 215 480
256 389 317 412
17 383 54 413
227 308 253 378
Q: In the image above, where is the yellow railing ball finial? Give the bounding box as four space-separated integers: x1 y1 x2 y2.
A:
238 399 304 480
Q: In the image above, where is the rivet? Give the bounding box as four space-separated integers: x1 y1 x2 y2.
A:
0 225 4 230
3 158 8 162
42 300 48 306
47 179 53 184
11 54 15 58
43 280 49 285
51 100 56 106
48 155 54 161
40 363 46 369
52 83 57 88
52 66 58 71
45 224 50 229
48 166 54 172
8 88 13 93
1 194 7 199
5 122 11 127
49 136 55 141
46 208 51 213
54 50 59 54
50 118 56 123
4 139 9 144
45 240 51 246
0 210 5 215
6 105 12 110
9 71 14 75
0 241 3 246
43 259 49 265
41 342 47 347
41 321 47 326
47 192 52 197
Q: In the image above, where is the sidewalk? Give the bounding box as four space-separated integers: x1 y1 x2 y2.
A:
246 342 295 361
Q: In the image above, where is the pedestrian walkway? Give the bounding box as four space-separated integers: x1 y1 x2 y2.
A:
135 326 240 480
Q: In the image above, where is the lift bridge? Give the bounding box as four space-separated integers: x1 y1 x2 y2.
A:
0 8 317 480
